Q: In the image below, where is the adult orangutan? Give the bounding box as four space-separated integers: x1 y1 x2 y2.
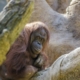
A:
0 22 50 80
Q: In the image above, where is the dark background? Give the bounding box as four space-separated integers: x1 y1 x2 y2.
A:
0 0 7 12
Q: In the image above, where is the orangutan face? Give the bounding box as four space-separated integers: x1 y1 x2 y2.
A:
30 28 47 55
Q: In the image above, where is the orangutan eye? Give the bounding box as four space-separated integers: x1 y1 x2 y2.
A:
37 36 40 40
36 36 44 44
41 38 44 43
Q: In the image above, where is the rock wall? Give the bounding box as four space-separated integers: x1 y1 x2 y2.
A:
29 0 80 65
0 0 80 80
46 0 72 13
0 0 80 66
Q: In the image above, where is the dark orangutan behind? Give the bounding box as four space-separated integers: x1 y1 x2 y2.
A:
1 22 50 80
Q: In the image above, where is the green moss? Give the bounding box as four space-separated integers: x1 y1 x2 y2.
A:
60 65 80 80
0 1 34 65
